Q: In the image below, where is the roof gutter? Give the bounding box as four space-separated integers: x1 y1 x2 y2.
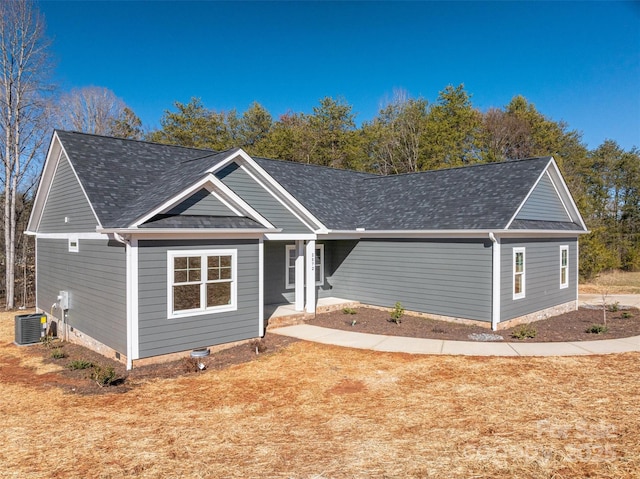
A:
97 227 281 235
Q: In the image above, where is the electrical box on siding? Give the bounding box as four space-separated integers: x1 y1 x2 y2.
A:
57 291 69 310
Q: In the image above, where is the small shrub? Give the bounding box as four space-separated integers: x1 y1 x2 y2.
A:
621 311 632 319
511 324 537 340
390 302 404 324
585 324 609 334
607 302 620 313
91 365 117 387
50 347 67 359
342 307 357 315
39 335 55 349
67 359 93 370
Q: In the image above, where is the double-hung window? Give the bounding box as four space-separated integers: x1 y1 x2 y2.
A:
560 245 569 289
285 244 324 289
513 247 525 300
168 249 237 318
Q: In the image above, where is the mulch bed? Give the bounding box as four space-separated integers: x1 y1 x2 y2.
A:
307 305 640 342
22 333 299 395
12 305 639 395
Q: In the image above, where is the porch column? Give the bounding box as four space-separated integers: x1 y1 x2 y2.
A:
294 240 304 311
305 239 316 314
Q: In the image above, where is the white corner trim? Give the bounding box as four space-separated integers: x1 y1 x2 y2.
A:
490 233 501 331
258 238 264 337
126 238 139 370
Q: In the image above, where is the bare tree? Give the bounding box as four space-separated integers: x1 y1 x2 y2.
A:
58 86 142 139
0 0 53 309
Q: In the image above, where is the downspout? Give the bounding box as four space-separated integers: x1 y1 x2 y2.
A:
489 232 500 331
112 233 134 370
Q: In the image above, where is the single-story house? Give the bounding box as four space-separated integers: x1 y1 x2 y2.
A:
26 130 588 368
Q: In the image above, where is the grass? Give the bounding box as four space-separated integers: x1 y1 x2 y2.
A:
580 270 640 294
1 310 640 478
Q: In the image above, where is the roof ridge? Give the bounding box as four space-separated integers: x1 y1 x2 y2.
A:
55 129 218 154
360 156 552 182
254 155 380 177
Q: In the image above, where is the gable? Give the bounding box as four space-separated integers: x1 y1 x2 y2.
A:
165 188 237 217
38 151 99 233
515 171 571 223
215 162 314 234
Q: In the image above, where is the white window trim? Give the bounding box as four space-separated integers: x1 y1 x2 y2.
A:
68 236 79 253
560 245 569 289
167 249 237 319
286 243 324 289
513 247 526 300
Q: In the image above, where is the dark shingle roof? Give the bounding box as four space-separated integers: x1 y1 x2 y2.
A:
253 157 377 230
508 219 584 231
55 131 578 232
139 215 265 229
56 131 230 227
354 158 552 230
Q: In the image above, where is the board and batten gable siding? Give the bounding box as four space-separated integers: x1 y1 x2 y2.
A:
36 238 127 352
500 238 577 321
137 239 260 358
165 188 236 216
264 241 332 304
327 239 493 322
515 173 571 223
216 163 312 233
38 152 98 233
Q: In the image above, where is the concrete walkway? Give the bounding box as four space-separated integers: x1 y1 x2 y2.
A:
271 294 640 357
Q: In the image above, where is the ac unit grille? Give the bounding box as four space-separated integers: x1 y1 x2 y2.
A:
15 314 45 345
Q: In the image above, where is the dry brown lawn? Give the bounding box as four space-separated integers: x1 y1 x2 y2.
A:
580 270 640 294
1 311 639 478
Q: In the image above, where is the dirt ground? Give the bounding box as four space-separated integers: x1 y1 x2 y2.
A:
2 311 640 478
308 306 640 342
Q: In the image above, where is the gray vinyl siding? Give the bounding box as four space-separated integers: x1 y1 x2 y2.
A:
216 163 312 233
166 188 236 216
36 238 126 352
328 239 493 322
516 173 571 222
137 239 260 358
38 152 98 232
500 238 577 321
264 241 332 304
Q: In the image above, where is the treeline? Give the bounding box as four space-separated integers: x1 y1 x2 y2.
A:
145 86 640 279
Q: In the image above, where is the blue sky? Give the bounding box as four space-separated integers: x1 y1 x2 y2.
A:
39 1 639 151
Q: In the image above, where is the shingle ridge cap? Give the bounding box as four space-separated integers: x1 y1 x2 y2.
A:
359 156 553 182
253 155 380 177
55 129 219 154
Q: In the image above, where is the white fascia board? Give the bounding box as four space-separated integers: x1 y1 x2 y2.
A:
264 233 317 241
546 158 588 231
27 132 60 232
97 229 278 241
29 232 111 240
208 149 329 233
323 229 587 240
504 158 551 230
130 174 275 230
